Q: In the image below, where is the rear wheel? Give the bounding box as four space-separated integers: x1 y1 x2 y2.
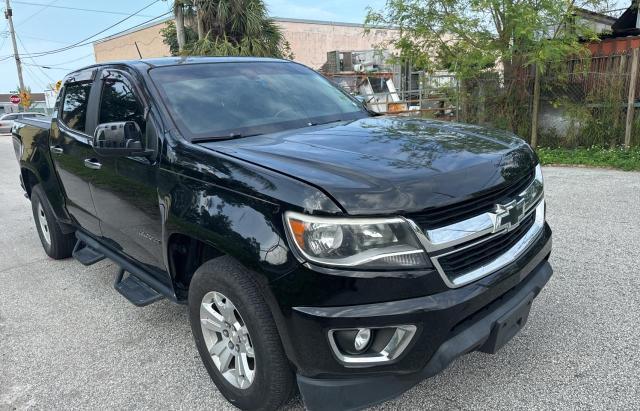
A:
189 256 294 410
31 184 75 259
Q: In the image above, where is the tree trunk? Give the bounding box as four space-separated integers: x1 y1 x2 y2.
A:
197 10 205 40
531 65 541 148
174 2 186 52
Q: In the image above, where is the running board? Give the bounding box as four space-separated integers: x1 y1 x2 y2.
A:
114 268 165 306
74 231 177 306
72 238 105 266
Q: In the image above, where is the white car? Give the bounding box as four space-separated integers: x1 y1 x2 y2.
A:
0 112 46 134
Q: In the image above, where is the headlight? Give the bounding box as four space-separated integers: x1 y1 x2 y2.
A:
285 211 429 269
535 163 545 221
535 163 543 185
521 164 544 208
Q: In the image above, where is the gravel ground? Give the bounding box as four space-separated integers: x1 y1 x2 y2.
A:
1 134 639 410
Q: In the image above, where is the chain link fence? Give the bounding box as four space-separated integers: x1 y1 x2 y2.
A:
457 74 534 141
328 52 640 148
537 71 631 147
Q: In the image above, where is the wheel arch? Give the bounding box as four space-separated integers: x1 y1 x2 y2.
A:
166 232 226 301
21 166 39 198
165 231 301 371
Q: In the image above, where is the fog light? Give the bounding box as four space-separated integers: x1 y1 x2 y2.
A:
333 328 373 355
329 325 417 367
354 328 371 352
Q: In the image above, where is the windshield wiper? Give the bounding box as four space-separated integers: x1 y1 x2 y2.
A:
307 119 345 127
192 133 262 143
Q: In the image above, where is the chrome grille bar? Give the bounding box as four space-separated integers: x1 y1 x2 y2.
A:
432 201 544 288
405 165 545 288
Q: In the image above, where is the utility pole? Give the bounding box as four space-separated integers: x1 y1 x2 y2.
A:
4 0 25 96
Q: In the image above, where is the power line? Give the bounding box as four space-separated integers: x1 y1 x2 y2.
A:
19 52 95 73
15 0 58 26
21 60 48 89
0 22 8 52
23 62 73 70
16 31 54 83
0 9 171 61
14 32 49 90
33 52 94 67
19 33 77 44
14 0 163 58
12 1 156 17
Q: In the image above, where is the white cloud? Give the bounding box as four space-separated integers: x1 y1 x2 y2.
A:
266 0 343 21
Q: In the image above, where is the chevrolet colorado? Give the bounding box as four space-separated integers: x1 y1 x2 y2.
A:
12 57 552 411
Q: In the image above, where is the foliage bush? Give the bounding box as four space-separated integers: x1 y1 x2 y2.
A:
537 146 640 171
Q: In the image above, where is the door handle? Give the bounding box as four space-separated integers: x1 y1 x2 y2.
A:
50 145 63 154
84 158 102 170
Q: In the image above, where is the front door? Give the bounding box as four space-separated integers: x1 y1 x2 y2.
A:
89 69 165 272
49 76 101 235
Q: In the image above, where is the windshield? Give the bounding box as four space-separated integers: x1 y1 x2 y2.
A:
149 61 368 140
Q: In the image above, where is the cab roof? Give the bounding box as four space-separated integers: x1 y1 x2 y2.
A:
64 56 289 83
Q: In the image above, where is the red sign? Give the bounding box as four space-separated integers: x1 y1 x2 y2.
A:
9 94 20 104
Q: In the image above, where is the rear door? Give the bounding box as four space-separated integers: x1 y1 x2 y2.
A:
49 70 102 235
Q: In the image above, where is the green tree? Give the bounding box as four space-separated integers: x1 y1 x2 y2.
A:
162 0 292 58
365 0 606 79
160 20 198 55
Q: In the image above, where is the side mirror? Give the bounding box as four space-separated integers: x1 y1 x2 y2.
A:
92 121 152 157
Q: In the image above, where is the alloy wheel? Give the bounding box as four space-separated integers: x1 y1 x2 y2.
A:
200 291 256 389
37 202 51 246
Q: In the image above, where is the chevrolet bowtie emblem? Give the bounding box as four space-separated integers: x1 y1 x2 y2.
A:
493 199 525 232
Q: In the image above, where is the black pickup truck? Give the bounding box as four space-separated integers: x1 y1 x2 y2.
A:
12 57 552 411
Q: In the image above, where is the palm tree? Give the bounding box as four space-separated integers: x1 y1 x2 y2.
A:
173 1 186 51
170 0 197 52
165 0 288 58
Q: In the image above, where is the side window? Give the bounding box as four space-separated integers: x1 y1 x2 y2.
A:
61 82 92 133
52 87 64 118
99 78 146 134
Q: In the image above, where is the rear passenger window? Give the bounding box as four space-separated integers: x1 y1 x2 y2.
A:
61 81 92 133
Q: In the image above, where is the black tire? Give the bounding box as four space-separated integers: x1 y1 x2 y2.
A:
31 184 75 259
188 256 294 411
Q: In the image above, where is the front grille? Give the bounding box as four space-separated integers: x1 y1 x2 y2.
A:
407 170 534 229
438 212 536 279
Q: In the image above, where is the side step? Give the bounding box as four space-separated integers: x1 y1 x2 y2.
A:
74 230 177 307
72 238 105 266
114 268 165 307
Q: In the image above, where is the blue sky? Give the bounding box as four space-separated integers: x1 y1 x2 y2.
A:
0 0 385 93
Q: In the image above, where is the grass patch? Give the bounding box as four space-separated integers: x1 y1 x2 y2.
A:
536 146 640 171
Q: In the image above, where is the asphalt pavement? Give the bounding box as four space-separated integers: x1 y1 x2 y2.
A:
1 134 639 410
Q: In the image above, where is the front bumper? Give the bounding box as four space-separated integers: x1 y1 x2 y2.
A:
296 258 552 410
272 221 552 411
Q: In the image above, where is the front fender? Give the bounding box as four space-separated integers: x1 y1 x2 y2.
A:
158 170 301 284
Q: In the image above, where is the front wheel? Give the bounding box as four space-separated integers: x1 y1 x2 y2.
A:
188 257 294 411
30 184 75 259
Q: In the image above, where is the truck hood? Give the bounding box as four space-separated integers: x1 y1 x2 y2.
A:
199 116 536 215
